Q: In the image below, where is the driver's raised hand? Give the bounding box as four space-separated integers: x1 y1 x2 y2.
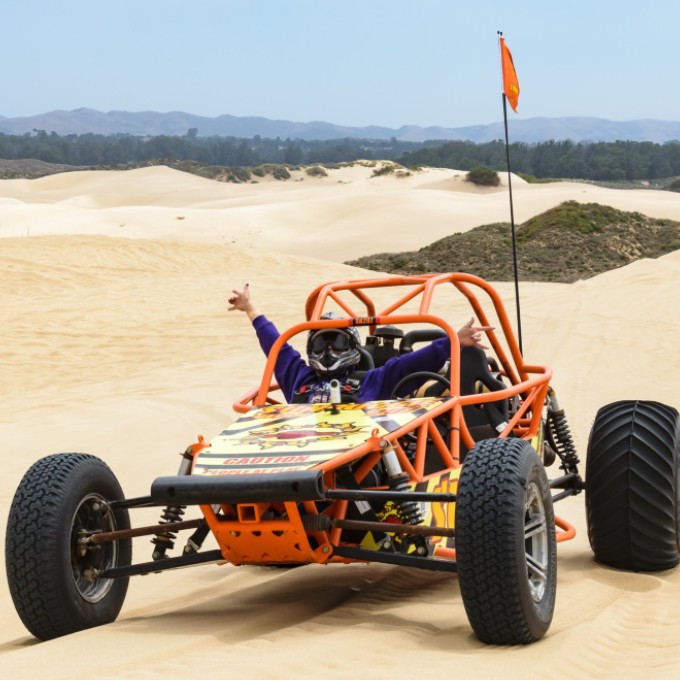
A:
228 284 260 321
458 317 494 349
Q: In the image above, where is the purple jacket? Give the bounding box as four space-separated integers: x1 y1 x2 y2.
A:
252 315 451 403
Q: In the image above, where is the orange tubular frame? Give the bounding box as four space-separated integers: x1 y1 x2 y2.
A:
235 273 551 442
222 273 574 565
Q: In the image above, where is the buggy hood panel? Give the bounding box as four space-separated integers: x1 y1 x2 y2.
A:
192 397 448 476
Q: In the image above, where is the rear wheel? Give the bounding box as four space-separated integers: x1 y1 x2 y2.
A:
5 453 132 640
455 438 557 644
585 400 680 571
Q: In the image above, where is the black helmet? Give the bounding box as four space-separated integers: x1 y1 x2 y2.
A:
307 312 361 378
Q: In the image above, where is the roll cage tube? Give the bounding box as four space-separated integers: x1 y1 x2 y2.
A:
234 274 552 445
252 313 460 408
305 273 525 383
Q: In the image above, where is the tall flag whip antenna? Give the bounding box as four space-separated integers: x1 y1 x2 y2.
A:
497 30 523 354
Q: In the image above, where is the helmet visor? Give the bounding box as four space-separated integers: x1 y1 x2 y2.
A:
310 330 352 354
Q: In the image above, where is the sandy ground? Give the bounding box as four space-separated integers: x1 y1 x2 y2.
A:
1 165 679 679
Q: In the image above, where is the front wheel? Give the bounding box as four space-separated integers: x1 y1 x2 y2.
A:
585 400 680 571
5 453 132 640
455 438 557 644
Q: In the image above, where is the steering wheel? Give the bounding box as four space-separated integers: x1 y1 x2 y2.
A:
390 371 451 399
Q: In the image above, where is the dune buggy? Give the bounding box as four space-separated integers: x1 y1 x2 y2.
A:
6 273 680 644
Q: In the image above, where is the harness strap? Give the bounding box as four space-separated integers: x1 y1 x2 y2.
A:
292 378 361 404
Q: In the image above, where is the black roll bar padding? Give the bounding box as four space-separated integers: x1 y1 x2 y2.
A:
373 325 404 339
151 470 326 505
399 328 448 353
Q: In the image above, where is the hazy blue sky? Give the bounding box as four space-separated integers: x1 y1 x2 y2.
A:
3 1 677 128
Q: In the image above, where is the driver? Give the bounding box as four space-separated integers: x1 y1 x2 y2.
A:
228 283 492 404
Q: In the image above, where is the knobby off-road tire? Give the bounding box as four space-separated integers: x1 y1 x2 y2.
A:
585 400 680 572
5 453 132 640
455 438 557 645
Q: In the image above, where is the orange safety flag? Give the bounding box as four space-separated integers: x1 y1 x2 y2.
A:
500 37 520 112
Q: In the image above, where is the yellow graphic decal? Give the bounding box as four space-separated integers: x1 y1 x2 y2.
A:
362 398 446 419
198 466 310 476
426 474 458 547
195 397 449 475
234 421 370 450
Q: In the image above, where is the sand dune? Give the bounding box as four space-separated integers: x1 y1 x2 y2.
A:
2 165 680 261
1 166 679 679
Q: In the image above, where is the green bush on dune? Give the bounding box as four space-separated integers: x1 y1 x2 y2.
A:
466 166 500 187
345 201 680 283
305 165 328 177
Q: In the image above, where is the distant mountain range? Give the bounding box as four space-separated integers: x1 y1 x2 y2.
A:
1 108 679 144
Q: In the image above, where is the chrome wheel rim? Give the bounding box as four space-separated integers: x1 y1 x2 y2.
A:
524 481 549 602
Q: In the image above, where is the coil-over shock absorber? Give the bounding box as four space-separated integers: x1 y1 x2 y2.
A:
380 440 424 525
546 387 580 475
151 449 192 560
151 504 186 560
387 472 425 524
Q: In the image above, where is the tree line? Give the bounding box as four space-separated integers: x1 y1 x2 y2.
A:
0 130 418 168
400 139 680 182
1 130 679 181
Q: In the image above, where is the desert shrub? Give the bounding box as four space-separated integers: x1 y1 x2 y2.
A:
466 166 500 187
518 173 560 184
306 165 327 177
272 165 291 180
372 164 395 177
226 167 251 183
